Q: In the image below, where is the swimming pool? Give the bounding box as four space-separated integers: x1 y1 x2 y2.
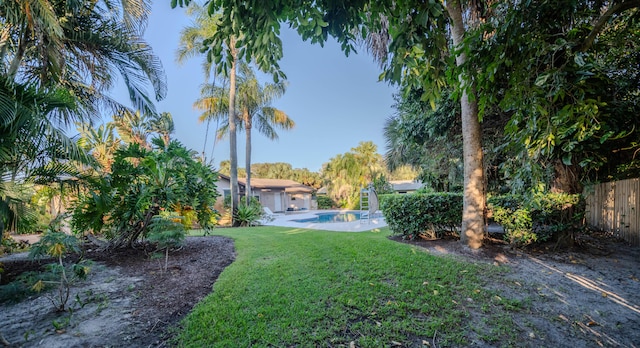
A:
291 211 362 223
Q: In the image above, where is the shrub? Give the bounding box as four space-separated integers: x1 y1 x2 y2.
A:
234 201 263 227
0 233 20 255
488 192 585 247
530 192 585 246
71 141 220 248
490 200 535 246
316 195 335 209
380 193 462 240
27 219 90 311
148 213 186 272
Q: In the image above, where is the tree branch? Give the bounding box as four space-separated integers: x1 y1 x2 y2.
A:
582 0 640 51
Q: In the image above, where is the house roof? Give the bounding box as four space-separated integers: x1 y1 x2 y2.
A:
219 175 314 193
389 180 423 192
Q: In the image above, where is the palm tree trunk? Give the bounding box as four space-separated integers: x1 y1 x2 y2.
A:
445 0 485 249
163 134 170 149
228 38 240 226
245 112 252 206
7 26 28 80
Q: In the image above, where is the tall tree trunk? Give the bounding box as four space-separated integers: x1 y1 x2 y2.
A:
7 26 27 80
228 39 240 226
445 0 485 249
551 160 582 194
245 110 252 206
163 134 170 149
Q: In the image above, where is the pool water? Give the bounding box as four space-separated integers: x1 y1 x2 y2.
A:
292 211 362 223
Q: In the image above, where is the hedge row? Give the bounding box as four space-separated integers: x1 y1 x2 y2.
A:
380 191 585 247
380 193 462 240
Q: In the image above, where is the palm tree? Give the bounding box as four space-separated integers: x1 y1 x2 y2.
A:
0 77 87 235
195 63 294 205
176 3 220 81
112 110 152 149
77 122 121 173
235 63 293 205
177 2 241 224
351 141 384 184
0 0 166 118
149 112 175 149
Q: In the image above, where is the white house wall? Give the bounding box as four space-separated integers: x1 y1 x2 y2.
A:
257 190 282 212
286 193 311 211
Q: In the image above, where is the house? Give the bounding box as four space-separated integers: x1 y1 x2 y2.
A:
217 175 315 213
389 180 424 194
317 181 423 197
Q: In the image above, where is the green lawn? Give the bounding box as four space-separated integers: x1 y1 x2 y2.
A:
178 227 522 347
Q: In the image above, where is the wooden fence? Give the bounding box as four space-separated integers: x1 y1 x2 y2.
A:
585 178 640 246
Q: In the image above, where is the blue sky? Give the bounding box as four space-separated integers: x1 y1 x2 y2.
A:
113 2 397 173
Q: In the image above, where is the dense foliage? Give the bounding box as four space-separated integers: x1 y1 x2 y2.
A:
147 213 187 271
384 90 464 191
471 0 640 191
0 0 166 247
251 162 324 189
315 195 336 210
488 193 585 247
71 139 219 248
321 141 387 209
380 193 462 240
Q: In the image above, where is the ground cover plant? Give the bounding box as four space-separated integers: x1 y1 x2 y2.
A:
178 227 522 347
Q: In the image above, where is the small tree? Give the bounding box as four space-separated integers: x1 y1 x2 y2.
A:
29 218 90 311
147 213 186 272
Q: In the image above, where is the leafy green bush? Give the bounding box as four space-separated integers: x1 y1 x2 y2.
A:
148 213 186 271
380 193 462 240
316 195 335 209
491 202 535 246
488 192 585 247
0 233 20 255
234 202 263 227
529 193 585 238
71 141 220 248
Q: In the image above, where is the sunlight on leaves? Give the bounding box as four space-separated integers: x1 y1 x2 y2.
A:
48 243 65 257
32 280 45 293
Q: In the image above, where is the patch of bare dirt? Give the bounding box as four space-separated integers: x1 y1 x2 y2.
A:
391 231 640 347
0 236 235 347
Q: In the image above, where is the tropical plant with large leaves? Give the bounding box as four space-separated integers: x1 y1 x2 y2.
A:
71 139 220 248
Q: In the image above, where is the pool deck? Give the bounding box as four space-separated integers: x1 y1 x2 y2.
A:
261 210 387 232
